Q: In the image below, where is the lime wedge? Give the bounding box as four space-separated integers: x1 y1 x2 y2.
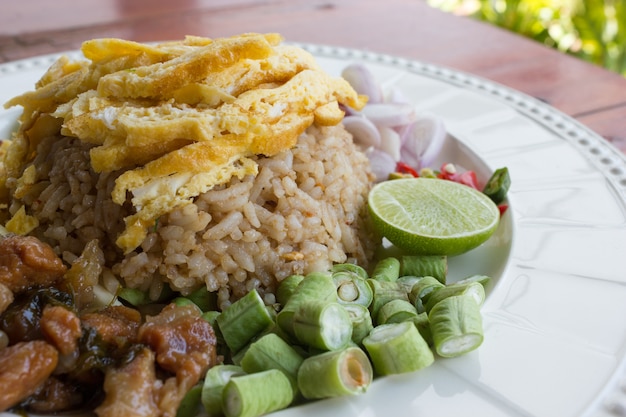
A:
368 178 500 256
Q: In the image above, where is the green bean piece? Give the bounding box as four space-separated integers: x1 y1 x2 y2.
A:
366 279 408 319
118 283 174 306
332 271 373 307
201 310 225 350
186 286 218 312
376 299 418 325
267 321 297 345
231 320 299 365
429 294 484 357
217 289 274 353
222 369 293 417
297 347 373 399
276 274 304 306
370 257 401 282
343 303 374 345
412 311 433 346
265 305 277 321
240 333 304 395
177 384 203 417
201 365 245 416
331 263 369 280
230 345 249 366
117 287 150 306
201 310 220 325
400 255 447 284
423 281 485 313
362 321 434 375
454 274 492 288
396 275 424 293
173 297 198 308
293 300 352 351
276 271 337 336
482 167 511 204
230 318 288 361
408 276 445 311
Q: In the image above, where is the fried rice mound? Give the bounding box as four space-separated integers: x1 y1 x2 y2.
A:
3 124 376 308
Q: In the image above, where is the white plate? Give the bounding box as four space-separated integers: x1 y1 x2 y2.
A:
1 45 626 417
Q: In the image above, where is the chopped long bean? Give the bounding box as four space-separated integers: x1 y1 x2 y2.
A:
276 271 337 336
343 303 374 345
412 311 433 346
362 321 434 375
292 300 353 351
396 275 423 293
408 276 445 312
370 257 401 282
455 274 491 288
117 287 150 306
240 333 304 395
173 297 198 308
276 274 304 306
201 310 221 325
201 310 224 349
400 255 447 284
118 284 173 306
177 384 203 417
331 263 369 280
297 347 373 399
223 369 293 417
376 299 418 325
423 281 485 313
186 285 218 311
429 294 484 357
332 271 373 306
201 365 245 416
366 279 408 319
216 289 274 353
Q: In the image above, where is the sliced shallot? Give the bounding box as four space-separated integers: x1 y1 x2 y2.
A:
360 103 416 128
341 64 384 104
365 148 397 182
401 113 446 169
342 115 381 150
377 127 402 162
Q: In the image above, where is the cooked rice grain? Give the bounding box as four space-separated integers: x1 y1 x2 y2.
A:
7 124 376 309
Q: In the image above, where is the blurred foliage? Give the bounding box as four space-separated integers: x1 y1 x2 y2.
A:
427 0 626 76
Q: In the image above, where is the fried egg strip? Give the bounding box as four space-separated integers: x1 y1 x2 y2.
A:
202 45 320 97
96 33 283 100
116 164 257 252
81 38 181 64
4 67 90 122
113 140 258 252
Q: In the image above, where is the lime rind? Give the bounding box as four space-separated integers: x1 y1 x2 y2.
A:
368 178 500 256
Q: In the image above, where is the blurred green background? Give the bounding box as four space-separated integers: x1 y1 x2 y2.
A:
427 0 626 77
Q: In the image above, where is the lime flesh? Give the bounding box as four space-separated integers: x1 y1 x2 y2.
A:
368 178 500 256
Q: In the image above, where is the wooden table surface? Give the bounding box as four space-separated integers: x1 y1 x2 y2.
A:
1 0 625 153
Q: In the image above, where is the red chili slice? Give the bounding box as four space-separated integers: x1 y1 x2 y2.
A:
395 162 419 177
